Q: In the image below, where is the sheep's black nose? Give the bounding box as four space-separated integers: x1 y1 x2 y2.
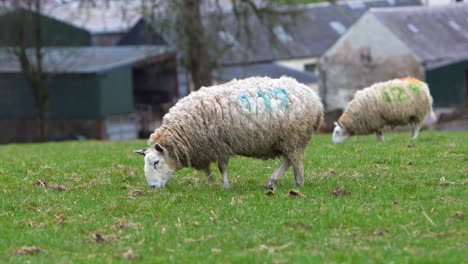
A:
149 185 156 189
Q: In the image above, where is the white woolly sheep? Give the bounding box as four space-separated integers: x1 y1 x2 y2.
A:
134 76 324 189
333 77 436 143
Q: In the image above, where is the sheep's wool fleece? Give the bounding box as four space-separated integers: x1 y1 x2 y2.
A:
339 77 433 135
148 76 324 169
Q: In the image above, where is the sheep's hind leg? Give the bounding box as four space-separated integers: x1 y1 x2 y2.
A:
218 159 230 189
265 158 291 190
286 151 305 187
204 167 214 183
411 123 421 140
376 130 384 142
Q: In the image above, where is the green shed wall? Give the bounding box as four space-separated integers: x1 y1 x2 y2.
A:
0 68 134 119
0 74 34 117
99 67 134 117
0 9 90 47
426 60 468 107
49 75 101 118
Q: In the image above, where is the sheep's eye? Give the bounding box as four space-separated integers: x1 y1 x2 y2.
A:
153 160 160 168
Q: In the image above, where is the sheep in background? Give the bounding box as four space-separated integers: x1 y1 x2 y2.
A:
332 77 436 143
134 76 324 190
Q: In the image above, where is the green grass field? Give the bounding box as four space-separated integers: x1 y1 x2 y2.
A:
0 131 466 263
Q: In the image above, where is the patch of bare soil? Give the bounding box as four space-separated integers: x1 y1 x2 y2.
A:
14 246 41 255
331 187 351 197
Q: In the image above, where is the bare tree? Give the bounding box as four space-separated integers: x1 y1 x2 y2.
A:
181 0 213 89
138 0 307 91
1 0 50 141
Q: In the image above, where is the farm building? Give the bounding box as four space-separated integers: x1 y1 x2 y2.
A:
111 0 420 91
204 0 421 91
0 46 178 143
0 7 91 47
319 4 468 113
208 0 421 72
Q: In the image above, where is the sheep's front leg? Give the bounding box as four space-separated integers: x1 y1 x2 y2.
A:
411 123 421 140
265 159 291 189
218 159 230 189
376 130 384 142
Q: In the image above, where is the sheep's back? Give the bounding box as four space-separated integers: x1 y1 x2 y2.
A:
340 78 432 134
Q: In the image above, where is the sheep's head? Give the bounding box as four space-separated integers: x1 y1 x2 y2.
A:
332 122 349 143
133 144 177 189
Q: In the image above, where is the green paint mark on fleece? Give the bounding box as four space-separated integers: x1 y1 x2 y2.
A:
390 86 409 102
382 91 392 103
409 83 422 95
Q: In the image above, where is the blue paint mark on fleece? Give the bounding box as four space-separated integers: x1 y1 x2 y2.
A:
238 88 289 112
257 91 271 112
238 94 251 112
269 88 289 111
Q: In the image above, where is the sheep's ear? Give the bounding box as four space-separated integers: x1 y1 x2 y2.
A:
334 121 341 128
133 149 148 156
154 143 169 155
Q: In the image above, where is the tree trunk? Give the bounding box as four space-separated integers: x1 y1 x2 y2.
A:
181 0 213 90
32 0 49 141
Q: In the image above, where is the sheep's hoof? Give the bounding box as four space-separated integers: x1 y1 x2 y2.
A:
294 180 304 187
265 180 276 190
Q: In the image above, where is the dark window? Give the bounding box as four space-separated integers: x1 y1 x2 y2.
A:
304 63 316 72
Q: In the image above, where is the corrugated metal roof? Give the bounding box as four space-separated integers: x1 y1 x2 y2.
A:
0 46 174 74
209 0 421 65
214 63 318 84
371 3 468 68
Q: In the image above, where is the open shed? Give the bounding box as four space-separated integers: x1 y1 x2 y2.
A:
0 46 177 143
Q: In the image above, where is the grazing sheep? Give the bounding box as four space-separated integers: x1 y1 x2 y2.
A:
134 76 324 189
332 77 436 143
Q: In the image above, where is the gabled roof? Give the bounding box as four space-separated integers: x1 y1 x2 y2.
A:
0 46 175 74
211 0 421 65
371 4 468 69
214 62 318 84
117 19 168 46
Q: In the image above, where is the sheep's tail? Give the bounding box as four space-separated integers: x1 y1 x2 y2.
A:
425 88 437 125
313 112 324 133
428 103 437 125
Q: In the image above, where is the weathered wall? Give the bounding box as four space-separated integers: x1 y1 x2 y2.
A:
320 13 424 111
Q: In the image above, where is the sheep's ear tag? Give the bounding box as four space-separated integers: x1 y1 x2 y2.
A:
154 143 168 155
133 149 148 156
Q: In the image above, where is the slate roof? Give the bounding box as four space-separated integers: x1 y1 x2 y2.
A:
214 63 318 84
371 4 468 69
210 0 421 65
0 46 174 74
